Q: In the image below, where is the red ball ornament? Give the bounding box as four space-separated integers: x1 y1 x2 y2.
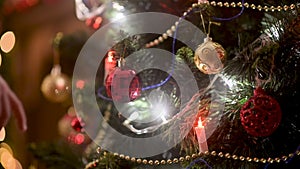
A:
71 117 84 132
240 87 282 137
105 67 141 102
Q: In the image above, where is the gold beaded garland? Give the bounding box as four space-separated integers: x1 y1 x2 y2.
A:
145 1 297 48
85 149 300 169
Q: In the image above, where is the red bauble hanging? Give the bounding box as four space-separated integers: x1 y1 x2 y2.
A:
71 117 85 132
105 67 141 102
240 87 282 137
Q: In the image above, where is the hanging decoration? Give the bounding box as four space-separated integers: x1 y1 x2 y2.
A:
105 57 141 102
194 14 226 74
240 87 282 137
41 32 71 103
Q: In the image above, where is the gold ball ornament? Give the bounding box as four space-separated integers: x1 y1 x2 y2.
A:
194 37 226 74
41 65 71 102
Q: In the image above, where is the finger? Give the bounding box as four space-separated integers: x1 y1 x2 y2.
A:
0 89 11 128
7 89 27 131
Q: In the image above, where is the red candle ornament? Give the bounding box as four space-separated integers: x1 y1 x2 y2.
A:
194 117 208 153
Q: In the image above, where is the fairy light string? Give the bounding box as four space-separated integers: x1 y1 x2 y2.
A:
87 1 299 168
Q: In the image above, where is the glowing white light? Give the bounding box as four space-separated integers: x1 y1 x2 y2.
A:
112 2 124 11
114 12 125 20
222 75 237 90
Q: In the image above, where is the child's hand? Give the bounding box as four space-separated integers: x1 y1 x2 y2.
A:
0 76 27 131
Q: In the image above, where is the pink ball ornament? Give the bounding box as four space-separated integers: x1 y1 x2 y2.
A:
105 67 141 102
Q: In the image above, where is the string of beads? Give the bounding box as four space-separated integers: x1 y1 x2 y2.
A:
85 149 300 169
145 1 298 48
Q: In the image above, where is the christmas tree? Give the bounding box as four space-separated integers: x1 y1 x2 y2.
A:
29 0 299 169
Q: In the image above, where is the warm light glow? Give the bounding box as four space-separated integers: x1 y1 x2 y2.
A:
0 149 15 169
0 53 2 67
0 31 16 53
0 143 13 155
0 127 6 141
197 118 204 128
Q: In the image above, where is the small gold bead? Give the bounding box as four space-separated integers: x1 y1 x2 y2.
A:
113 153 119 156
276 6 282 11
210 1 216 6
171 26 176 32
192 154 197 158
232 155 238 160
142 159 148 164
281 156 288 161
162 33 168 39
290 4 296 10
264 6 269 12
244 2 249 8
179 157 185 162
223 2 229 7
230 2 236 7
239 156 245 161
253 158 259 162
211 151 217 156
187 7 193 12
250 4 256 9
119 154 125 159
185 155 191 161
237 2 242 7
149 42 155 47
160 160 166 165
296 150 300 155
148 160 154 165
158 36 164 42
145 44 150 48
167 159 172 164
217 2 223 7
192 3 197 8
260 158 266 163
283 5 289 11
166 29 173 36
183 12 188 16
257 5 262 11
154 39 159 45
175 21 179 26
204 151 210 155
225 153 231 159
173 158 179 163
275 157 281 163
270 6 275 12
267 158 274 163
246 157 252 162
131 157 136 162
288 153 294 158
136 158 142 164
154 160 160 165
218 152 224 157
125 156 130 160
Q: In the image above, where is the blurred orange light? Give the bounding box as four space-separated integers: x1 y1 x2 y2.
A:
0 31 16 53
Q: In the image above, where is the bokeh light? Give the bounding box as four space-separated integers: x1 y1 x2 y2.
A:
0 127 6 141
0 31 16 53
